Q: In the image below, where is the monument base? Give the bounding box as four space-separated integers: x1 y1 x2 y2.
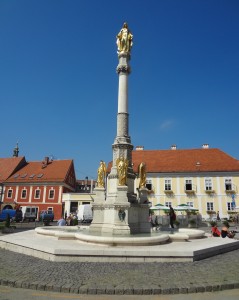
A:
90 186 151 235
90 186 131 235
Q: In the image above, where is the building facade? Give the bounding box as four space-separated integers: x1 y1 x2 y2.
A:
1 156 76 220
62 179 96 217
132 145 239 220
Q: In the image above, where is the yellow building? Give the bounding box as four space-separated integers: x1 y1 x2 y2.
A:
133 145 239 220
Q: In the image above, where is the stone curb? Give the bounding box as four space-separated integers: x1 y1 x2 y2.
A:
1 279 239 295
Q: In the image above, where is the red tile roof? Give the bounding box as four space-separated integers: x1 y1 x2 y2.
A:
131 148 239 173
108 148 239 173
0 157 26 182
5 159 74 183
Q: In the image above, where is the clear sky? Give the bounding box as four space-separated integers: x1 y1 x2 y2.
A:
0 0 238 180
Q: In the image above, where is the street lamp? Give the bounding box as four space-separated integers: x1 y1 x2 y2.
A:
0 183 3 211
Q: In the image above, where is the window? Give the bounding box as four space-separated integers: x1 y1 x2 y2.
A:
225 178 232 191
227 202 235 211
7 189 13 198
205 178 213 191
49 189 55 199
35 189 40 199
165 202 172 207
21 189 27 199
207 202 214 211
185 179 196 193
146 180 152 191
185 179 192 191
186 202 194 207
47 207 53 212
164 179 172 191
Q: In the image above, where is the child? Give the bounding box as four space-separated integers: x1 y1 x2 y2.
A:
211 225 221 237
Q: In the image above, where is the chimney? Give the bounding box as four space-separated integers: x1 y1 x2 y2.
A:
42 156 49 168
135 146 144 151
171 145 177 150
202 144 209 149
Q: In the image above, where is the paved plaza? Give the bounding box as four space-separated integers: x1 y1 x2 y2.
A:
0 224 239 296
0 245 239 296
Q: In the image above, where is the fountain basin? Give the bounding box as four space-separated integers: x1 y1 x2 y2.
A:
35 226 205 246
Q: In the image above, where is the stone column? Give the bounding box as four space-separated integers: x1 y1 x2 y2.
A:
90 23 152 235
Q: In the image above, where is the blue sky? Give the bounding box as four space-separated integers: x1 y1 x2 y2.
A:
0 0 238 180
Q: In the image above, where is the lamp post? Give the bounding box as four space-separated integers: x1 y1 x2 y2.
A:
0 183 3 211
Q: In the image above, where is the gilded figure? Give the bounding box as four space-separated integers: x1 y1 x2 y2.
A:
116 22 133 54
97 160 106 188
116 157 128 186
138 162 146 188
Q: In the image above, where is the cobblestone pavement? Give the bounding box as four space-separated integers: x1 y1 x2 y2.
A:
0 224 239 295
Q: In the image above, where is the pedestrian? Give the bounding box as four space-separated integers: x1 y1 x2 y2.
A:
66 216 73 226
217 211 220 221
150 213 157 228
169 205 176 228
57 218 66 226
211 224 221 237
221 225 236 238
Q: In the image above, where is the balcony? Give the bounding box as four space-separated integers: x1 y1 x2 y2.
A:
205 189 215 194
225 184 237 194
164 189 173 194
185 184 197 194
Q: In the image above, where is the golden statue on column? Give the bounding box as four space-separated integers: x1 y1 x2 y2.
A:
138 162 146 188
116 157 129 186
97 160 107 188
116 22 133 54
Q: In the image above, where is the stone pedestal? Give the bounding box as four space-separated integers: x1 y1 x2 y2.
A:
127 187 151 234
90 186 131 235
138 187 149 204
89 188 105 232
128 203 151 234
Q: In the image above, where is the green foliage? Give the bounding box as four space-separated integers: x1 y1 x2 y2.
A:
72 218 78 226
210 221 217 227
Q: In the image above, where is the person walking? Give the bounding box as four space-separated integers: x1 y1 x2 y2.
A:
169 205 176 229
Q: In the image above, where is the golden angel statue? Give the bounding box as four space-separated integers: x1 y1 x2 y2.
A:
116 157 128 186
116 22 133 54
138 162 146 188
97 160 107 188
